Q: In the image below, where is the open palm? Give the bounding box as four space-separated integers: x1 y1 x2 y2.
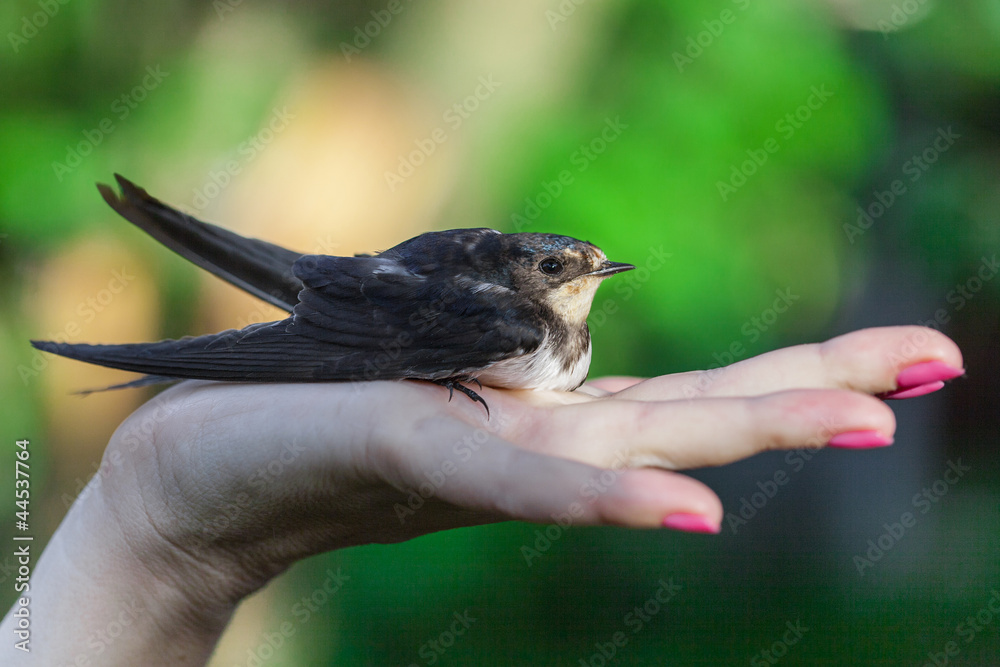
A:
92 325 963 604
4 325 963 667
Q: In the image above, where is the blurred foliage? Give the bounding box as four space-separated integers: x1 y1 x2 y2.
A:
1 0 998 665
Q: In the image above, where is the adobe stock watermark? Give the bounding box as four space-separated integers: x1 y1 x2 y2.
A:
406 609 478 667
909 254 999 343
885 254 998 368
584 245 671 330
330 281 474 399
680 287 800 398
944 255 998 312
724 417 836 534
853 459 970 577
189 106 295 211
237 567 350 667
716 84 834 201
230 233 340 331
672 0 754 73
201 439 307 540
921 590 1000 667
511 116 628 231
520 450 632 567
546 0 589 31
58 391 182 510
385 75 502 192
212 0 245 20
877 0 933 39
844 126 961 243
577 578 682 667
57 596 146 666
393 413 513 525
750 619 809 666
51 65 171 181
7 0 71 53
18 267 136 386
232 294 292 331
340 0 413 61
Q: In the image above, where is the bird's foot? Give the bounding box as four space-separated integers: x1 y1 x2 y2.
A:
432 378 490 418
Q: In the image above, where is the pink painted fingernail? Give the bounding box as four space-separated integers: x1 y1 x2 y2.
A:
881 381 945 400
895 361 964 389
662 513 720 534
827 430 894 449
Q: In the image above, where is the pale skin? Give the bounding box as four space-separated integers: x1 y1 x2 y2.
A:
1 326 963 665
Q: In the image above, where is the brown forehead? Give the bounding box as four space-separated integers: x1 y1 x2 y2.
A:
560 243 606 264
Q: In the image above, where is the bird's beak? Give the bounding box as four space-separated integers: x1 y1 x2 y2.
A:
587 260 635 278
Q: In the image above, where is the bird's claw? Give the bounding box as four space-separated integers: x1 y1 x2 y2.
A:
432 379 490 418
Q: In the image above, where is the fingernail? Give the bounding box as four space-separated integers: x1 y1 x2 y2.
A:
881 381 945 400
827 430 894 449
895 361 964 389
662 513 720 534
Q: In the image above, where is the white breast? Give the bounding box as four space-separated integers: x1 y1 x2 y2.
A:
476 333 592 392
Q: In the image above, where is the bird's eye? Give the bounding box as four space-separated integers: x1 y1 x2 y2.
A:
538 258 564 275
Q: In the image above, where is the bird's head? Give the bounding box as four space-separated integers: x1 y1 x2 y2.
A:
502 234 634 325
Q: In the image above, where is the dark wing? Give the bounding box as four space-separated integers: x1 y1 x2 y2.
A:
30 254 544 383
283 254 544 380
30 323 315 383
99 175 304 311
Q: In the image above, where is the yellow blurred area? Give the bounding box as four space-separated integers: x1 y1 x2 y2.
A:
27 237 158 527
197 62 461 332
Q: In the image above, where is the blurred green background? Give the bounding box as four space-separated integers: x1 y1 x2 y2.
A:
2 0 999 664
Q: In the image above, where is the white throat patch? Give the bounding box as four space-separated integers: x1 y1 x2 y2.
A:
544 276 603 327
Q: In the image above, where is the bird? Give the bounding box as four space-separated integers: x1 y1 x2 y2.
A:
31 175 635 414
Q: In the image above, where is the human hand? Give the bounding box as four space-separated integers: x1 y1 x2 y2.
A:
100 325 962 602
4 325 962 666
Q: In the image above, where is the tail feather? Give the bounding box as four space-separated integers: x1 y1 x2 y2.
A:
74 375 179 395
99 175 304 311
30 323 354 384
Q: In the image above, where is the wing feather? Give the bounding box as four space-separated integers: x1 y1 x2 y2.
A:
32 253 544 384
100 175 304 311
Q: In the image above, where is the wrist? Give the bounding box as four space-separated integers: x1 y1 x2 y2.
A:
93 473 238 639
0 473 237 666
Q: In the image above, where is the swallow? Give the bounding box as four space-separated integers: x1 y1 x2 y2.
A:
31 176 635 414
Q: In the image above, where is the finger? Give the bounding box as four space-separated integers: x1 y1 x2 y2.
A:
531 389 896 470
613 326 964 401
388 419 723 532
585 376 645 393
